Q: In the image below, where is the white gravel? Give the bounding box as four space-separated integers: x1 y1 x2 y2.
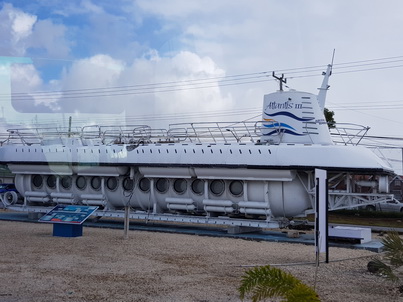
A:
0 219 402 302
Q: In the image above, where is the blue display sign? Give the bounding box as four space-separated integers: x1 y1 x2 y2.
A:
39 205 98 225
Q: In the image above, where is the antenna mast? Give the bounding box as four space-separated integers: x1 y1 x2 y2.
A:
272 72 287 91
317 49 335 111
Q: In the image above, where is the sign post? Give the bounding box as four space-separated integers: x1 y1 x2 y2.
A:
39 205 98 237
315 169 329 264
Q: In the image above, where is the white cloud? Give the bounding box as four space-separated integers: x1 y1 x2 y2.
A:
49 51 232 126
9 64 62 112
61 54 125 88
0 3 71 58
147 51 232 116
136 0 211 18
0 3 37 55
29 19 70 58
52 0 105 16
3 0 403 136
80 0 105 14
10 64 42 91
134 0 403 135
9 6 36 41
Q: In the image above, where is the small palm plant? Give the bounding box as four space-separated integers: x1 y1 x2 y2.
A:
239 265 320 302
369 231 403 283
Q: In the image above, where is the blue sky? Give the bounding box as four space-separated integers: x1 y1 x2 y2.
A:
2 0 403 141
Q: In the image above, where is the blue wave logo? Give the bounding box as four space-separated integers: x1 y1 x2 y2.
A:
263 121 295 130
262 129 306 136
264 111 314 122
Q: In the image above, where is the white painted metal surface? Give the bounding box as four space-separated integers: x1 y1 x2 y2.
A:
0 64 395 228
329 226 372 244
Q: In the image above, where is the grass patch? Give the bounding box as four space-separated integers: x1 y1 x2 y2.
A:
306 210 403 229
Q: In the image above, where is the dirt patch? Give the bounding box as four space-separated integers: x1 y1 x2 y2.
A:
0 220 401 301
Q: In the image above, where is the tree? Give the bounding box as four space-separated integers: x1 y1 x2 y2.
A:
324 108 336 128
239 265 320 302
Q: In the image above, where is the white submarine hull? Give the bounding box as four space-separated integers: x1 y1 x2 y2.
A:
0 64 395 227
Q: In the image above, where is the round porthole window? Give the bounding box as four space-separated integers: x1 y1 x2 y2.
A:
123 177 134 191
61 176 72 189
173 179 187 194
229 180 243 196
32 174 43 188
106 177 118 191
46 175 56 189
210 180 225 196
191 179 204 195
139 178 150 192
76 176 87 190
91 176 101 191
156 178 169 193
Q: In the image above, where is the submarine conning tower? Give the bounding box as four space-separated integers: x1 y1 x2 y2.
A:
260 64 334 145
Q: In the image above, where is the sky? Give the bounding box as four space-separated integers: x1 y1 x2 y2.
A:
1 1 403 144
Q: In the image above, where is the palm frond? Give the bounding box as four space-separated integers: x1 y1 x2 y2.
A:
382 231 403 267
239 265 319 302
286 283 320 302
370 258 399 282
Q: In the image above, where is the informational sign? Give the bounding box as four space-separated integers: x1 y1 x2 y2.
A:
39 205 98 225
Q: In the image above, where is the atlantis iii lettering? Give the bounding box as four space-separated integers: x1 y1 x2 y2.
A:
266 101 303 110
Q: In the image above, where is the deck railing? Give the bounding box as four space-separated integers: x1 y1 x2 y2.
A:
0 121 370 146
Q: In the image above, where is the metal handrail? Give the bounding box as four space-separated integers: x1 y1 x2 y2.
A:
330 123 370 146
1 121 371 146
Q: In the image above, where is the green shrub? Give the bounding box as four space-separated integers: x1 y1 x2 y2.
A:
239 265 320 302
370 231 403 282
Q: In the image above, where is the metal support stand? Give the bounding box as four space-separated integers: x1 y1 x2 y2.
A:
124 206 130 240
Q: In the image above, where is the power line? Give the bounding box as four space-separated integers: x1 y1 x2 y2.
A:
2 54 403 103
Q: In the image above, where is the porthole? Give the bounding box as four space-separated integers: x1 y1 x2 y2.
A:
32 174 43 188
60 176 72 189
229 180 243 196
123 177 134 191
156 178 169 193
106 177 118 191
76 176 87 190
191 179 204 195
46 175 56 189
91 176 101 191
139 177 150 192
210 179 225 196
173 179 187 194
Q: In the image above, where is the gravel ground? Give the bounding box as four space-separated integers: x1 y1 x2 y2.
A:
0 219 402 302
